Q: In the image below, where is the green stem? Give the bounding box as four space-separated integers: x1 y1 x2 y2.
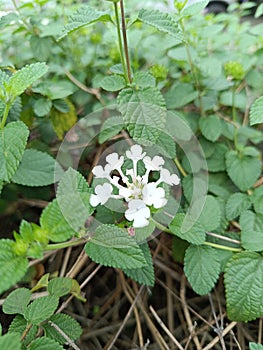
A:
232 85 239 149
0 102 12 129
46 237 87 251
113 1 129 84
174 158 187 177
120 0 132 84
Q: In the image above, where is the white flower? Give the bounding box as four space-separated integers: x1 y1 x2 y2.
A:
106 153 127 183
92 164 111 179
157 168 180 186
142 155 165 183
90 183 113 207
142 183 167 209
125 199 151 228
126 144 146 162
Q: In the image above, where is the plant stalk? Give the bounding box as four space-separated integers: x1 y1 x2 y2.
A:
120 0 132 83
0 102 11 129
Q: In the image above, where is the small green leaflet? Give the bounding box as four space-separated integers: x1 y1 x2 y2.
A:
226 192 251 220
85 224 147 269
12 149 61 186
58 6 112 40
137 9 183 42
249 343 263 350
24 295 59 325
240 210 263 251
47 277 73 298
99 75 126 91
3 288 31 315
0 333 21 350
199 114 222 142
184 245 221 295
99 116 124 144
226 150 261 191
249 96 263 125
0 121 29 182
8 315 38 344
29 337 64 350
0 239 28 295
225 252 263 321
182 0 209 16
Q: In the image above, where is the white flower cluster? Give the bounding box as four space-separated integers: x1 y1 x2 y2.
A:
90 145 180 228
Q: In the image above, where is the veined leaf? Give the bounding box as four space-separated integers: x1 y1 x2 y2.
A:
226 192 251 220
58 6 112 40
47 277 73 298
123 243 155 286
240 210 263 251
8 315 38 344
3 288 31 315
0 70 9 101
40 199 77 242
12 149 60 186
99 75 126 91
0 121 29 182
226 150 261 191
117 87 166 144
7 63 48 100
199 114 222 142
99 116 124 144
225 252 263 321
0 333 21 350
42 313 82 345
137 9 183 41
184 245 221 295
24 295 59 325
249 96 263 126
85 225 147 269
29 337 64 350
56 168 94 232
252 187 263 214
0 239 28 295
182 0 209 16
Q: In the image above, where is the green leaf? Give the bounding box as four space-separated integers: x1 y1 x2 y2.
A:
12 149 59 186
137 9 183 41
0 239 28 294
34 97 52 117
252 187 263 214
59 6 112 39
117 87 166 144
29 337 64 350
56 168 94 232
42 313 82 345
134 72 156 88
0 121 29 182
199 115 222 142
99 116 124 144
249 343 263 350
189 195 221 231
182 0 209 15
169 213 206 245
123 243 155 286
100 75 126 91
240 210 263 251
47 277 73 297
40 199 76 242
226 150 261 191
225 252 263 321
24 295 59 324
226 193 251 220
134 220 156 242
249 96 263 126
7 63 48 100
30 36 53 61
184 245 221 295
9 314 38 345
85 224 147 269
3 288 31 315
165 83 198 109
0 333 21 350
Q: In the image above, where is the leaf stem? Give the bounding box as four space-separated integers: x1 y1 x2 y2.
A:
46 237 88 251
0 102 11 129
119 0 132 84
174 158 187 177
113 1 129 84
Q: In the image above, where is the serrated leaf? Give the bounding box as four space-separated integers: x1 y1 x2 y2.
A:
30 36 53 61
99 116 124 144
3 288 31 315
226 193 251 220
137 9 183 41
169 213 206 245
9 314 38 345
29 337 64 350
206 143 228 172
117 87 166 143
123 243 155 286
0 333 21 350
40 199 76 242
0 239 28 295
12 149 59 186
249 96 263 126
34 97 52 117
134 72 156 88
56 168 94 232
226 150 261 191
240 210 263 251
50 100 77 140
48 277 73 297
184 245 221 295
0 121 29 182
182 0 209 15
59 6 112 40
7 63 48 99
100 75 126 91
190 195 221 231
199 114 221 142
225 252 263 321
252 187 263 214
85 225 147 269
24 295 59 324
42 313 82 345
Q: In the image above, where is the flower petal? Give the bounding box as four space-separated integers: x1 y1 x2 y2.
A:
125 199 150 228
143 183 167 208
126 144 146 161
159 168 180 186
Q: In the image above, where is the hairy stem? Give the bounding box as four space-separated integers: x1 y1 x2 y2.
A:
120 0 132 83
46 237 88 251
0 102 11 129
